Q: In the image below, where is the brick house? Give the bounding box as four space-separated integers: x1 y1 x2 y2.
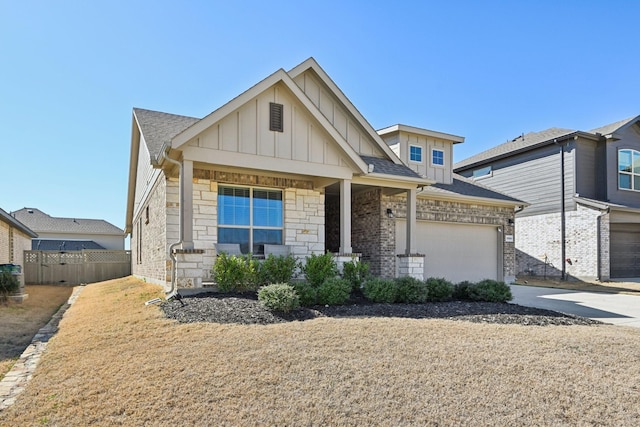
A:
455 116 640 281
0 207 37 300
125 58 524 293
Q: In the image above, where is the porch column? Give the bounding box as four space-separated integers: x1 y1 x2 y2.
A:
406 188 417 254
181 159 194 249
339 179 352 253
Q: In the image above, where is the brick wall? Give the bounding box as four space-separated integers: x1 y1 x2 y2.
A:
0 221 9 264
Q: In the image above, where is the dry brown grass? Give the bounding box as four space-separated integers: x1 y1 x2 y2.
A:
0 285 73 376
1 277 640 426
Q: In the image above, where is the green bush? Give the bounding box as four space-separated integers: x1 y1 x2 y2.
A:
468 279 513 302
394 276 428 303
258 283 300 312
0 271 19 301
302 253 338 287
453 281 474 300
316 277 351 305
342 258 370 291
363 278 396 303
259 254 298 285
291 281 317 306
212 253 260 292
425 277 454 302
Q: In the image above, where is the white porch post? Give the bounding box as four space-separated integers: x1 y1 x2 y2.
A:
406 188 417 254
181 159 194 249
340 178 352 254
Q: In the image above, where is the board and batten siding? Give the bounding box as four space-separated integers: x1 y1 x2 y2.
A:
185 83 355 178
458 143 576 217
133 133 162 223
292 71 385 158
604 123 640 208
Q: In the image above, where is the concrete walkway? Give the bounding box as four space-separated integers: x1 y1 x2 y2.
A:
0 286 83 410
510 284 640 328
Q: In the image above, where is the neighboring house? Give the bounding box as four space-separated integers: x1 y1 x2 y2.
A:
1 207 37 299
126 57 524 292
455 116 640 281
12 208 125 251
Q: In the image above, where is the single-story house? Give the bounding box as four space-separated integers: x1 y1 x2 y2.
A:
12 208 125 251
1 207 37 300
126 58 524 293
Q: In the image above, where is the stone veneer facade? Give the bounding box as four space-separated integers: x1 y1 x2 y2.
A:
516 204 608 280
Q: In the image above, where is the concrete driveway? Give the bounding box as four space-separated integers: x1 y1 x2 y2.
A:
510 284 640 328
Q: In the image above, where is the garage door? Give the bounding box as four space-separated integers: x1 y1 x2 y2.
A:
610 223 640 278
396 220 499 283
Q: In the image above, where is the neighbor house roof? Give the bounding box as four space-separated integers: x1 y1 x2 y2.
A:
420 174 526 206
12 208 123 236
0 207 37 238
32 239 105 251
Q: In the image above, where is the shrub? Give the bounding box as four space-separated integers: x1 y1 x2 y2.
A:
302 253 338 287
363 278 396 303
453 281 474 300
425 277 454 302
0 271 19 301
259 254 298 285
316 277 351 305
212 253 259 292
291 281 317 306
258 283 300 312
342 259 370 291
394 276 428 303
468 279 513 302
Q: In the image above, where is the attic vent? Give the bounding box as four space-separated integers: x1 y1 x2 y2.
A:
269 102 283 132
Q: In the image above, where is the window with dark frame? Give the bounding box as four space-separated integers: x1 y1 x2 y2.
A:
618 148 640 191
269 102 284 132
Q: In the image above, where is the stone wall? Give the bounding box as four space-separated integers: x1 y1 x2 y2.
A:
516 204 604 280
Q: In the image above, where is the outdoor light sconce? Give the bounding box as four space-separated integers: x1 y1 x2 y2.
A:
508 218 514 225
386 208 394 218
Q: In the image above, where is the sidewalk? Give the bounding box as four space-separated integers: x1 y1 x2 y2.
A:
514 276 640 296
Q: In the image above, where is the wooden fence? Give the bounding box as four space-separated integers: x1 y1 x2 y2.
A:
24 250 131 285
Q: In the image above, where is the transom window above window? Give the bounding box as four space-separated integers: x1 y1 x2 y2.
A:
218 186 283 254
618 149 640 191
432 149 444 166
409 145 422 162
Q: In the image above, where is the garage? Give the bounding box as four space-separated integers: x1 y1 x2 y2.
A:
396 220 501 283
610 223 640 278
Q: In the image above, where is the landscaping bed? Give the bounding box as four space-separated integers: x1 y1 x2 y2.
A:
161 291 602 326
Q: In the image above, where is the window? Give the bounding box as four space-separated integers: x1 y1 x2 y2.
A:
432 149 444 166
618 149 640 191
409 145 422 162
472 166 492 179
269 102 283 132
218 186 283 254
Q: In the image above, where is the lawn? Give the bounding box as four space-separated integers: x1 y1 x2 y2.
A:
1 277 639 426
0 285 73 377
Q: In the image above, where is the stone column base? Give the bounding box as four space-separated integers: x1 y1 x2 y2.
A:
333 253 362 275
174 249 206 289
397 254 425 280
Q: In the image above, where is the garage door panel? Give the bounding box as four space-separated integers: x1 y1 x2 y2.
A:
396 220 498 283
610 223 640 278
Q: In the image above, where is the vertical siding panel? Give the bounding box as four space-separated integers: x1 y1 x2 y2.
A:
239 102 257 155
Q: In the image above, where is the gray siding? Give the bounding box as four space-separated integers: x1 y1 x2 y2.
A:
605 123 640 208
574 137 598 199
458 143 576 217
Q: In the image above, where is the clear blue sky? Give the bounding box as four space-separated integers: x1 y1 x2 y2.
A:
2 1 639 234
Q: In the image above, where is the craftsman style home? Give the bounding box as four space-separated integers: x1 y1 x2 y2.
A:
455 116 640 281
126 58 523 292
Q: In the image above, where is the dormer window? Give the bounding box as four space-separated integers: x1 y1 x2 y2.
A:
409 145 422 162
432 149 444 166
618 149 640 191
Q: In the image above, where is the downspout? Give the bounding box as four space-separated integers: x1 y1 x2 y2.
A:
160 149 184 302
555 138 567 280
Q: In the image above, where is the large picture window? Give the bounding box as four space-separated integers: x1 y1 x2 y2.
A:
218 186 283 254
618 149 640 191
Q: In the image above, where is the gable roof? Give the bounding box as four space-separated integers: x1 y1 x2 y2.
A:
360 155 423 179
133 108 199 161
0 207 37 238
590 115 640 138
12 208 123 236
420 174 526 206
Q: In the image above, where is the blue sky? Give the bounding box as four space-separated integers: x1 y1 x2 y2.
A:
2 1 639 234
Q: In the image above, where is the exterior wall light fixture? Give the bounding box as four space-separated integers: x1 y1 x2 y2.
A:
386 208 394 218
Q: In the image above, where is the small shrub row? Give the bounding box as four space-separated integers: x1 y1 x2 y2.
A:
454 279 513 302
212 253 298 292
258 283 300 312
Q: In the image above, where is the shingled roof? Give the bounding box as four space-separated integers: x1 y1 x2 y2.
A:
360 155 423 179
421 174 525 204
0 207 37 238
12 208 123 236
133 108 200 160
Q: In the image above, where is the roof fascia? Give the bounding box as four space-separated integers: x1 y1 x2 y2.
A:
171 68 369 174
378 124 465 144
418 189 527 208
287 58 405 165
125 111 141 234
352 174 434 189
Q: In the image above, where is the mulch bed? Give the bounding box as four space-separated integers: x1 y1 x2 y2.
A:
161 292 603 327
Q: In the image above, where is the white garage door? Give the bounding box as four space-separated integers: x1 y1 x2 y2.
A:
396 220 499 283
